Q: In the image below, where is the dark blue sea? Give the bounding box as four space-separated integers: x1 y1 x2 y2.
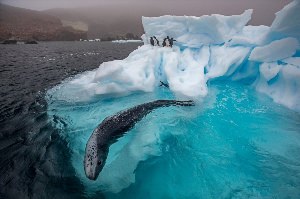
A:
0 41 140 199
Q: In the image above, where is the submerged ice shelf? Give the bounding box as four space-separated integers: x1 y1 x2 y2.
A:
46 0 300 197
47 83 300 197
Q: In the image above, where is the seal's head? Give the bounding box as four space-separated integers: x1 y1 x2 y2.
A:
84 140 108 180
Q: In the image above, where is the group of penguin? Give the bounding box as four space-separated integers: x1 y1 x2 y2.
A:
150 36 176 47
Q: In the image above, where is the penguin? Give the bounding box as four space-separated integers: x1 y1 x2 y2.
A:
150 37 155 46
163 36 171 47
153 36 160 46
169 38 176 47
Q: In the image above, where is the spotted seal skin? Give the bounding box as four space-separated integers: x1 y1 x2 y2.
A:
84 100 194 180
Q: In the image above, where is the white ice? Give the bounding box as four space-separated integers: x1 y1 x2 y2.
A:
205 45 250 79
256 62 300 111
282 57 300 67
249 37 299 62
226 25 270 47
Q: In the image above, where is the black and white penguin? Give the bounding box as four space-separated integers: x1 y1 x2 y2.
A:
163 36 171 47
169 37 176 47
153 36 160 46
150 37 155 46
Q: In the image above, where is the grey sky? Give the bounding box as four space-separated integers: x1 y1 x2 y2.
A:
1 0 291 25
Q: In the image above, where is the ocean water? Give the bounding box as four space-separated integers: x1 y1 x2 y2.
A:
1 42 300 199
0 41 140 198
47 79 300 198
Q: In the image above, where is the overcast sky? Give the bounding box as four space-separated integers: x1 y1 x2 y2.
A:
1 0 291 25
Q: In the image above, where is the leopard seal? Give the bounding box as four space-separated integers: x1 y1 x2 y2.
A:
84 100 194 180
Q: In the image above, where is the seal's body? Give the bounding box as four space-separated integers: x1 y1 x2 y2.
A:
84 100 194 180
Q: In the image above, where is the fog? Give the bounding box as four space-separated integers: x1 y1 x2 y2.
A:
1 0 290 25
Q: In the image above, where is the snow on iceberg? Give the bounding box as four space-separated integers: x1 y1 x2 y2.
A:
49 0 300 112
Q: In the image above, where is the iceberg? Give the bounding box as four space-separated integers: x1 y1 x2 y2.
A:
50 0 300 112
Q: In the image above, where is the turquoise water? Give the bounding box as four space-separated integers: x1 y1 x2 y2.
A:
47 81 300 198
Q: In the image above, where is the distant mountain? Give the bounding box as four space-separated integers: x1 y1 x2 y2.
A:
0 4 87 41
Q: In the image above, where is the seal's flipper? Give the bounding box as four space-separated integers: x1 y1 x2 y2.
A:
174 100 195 107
